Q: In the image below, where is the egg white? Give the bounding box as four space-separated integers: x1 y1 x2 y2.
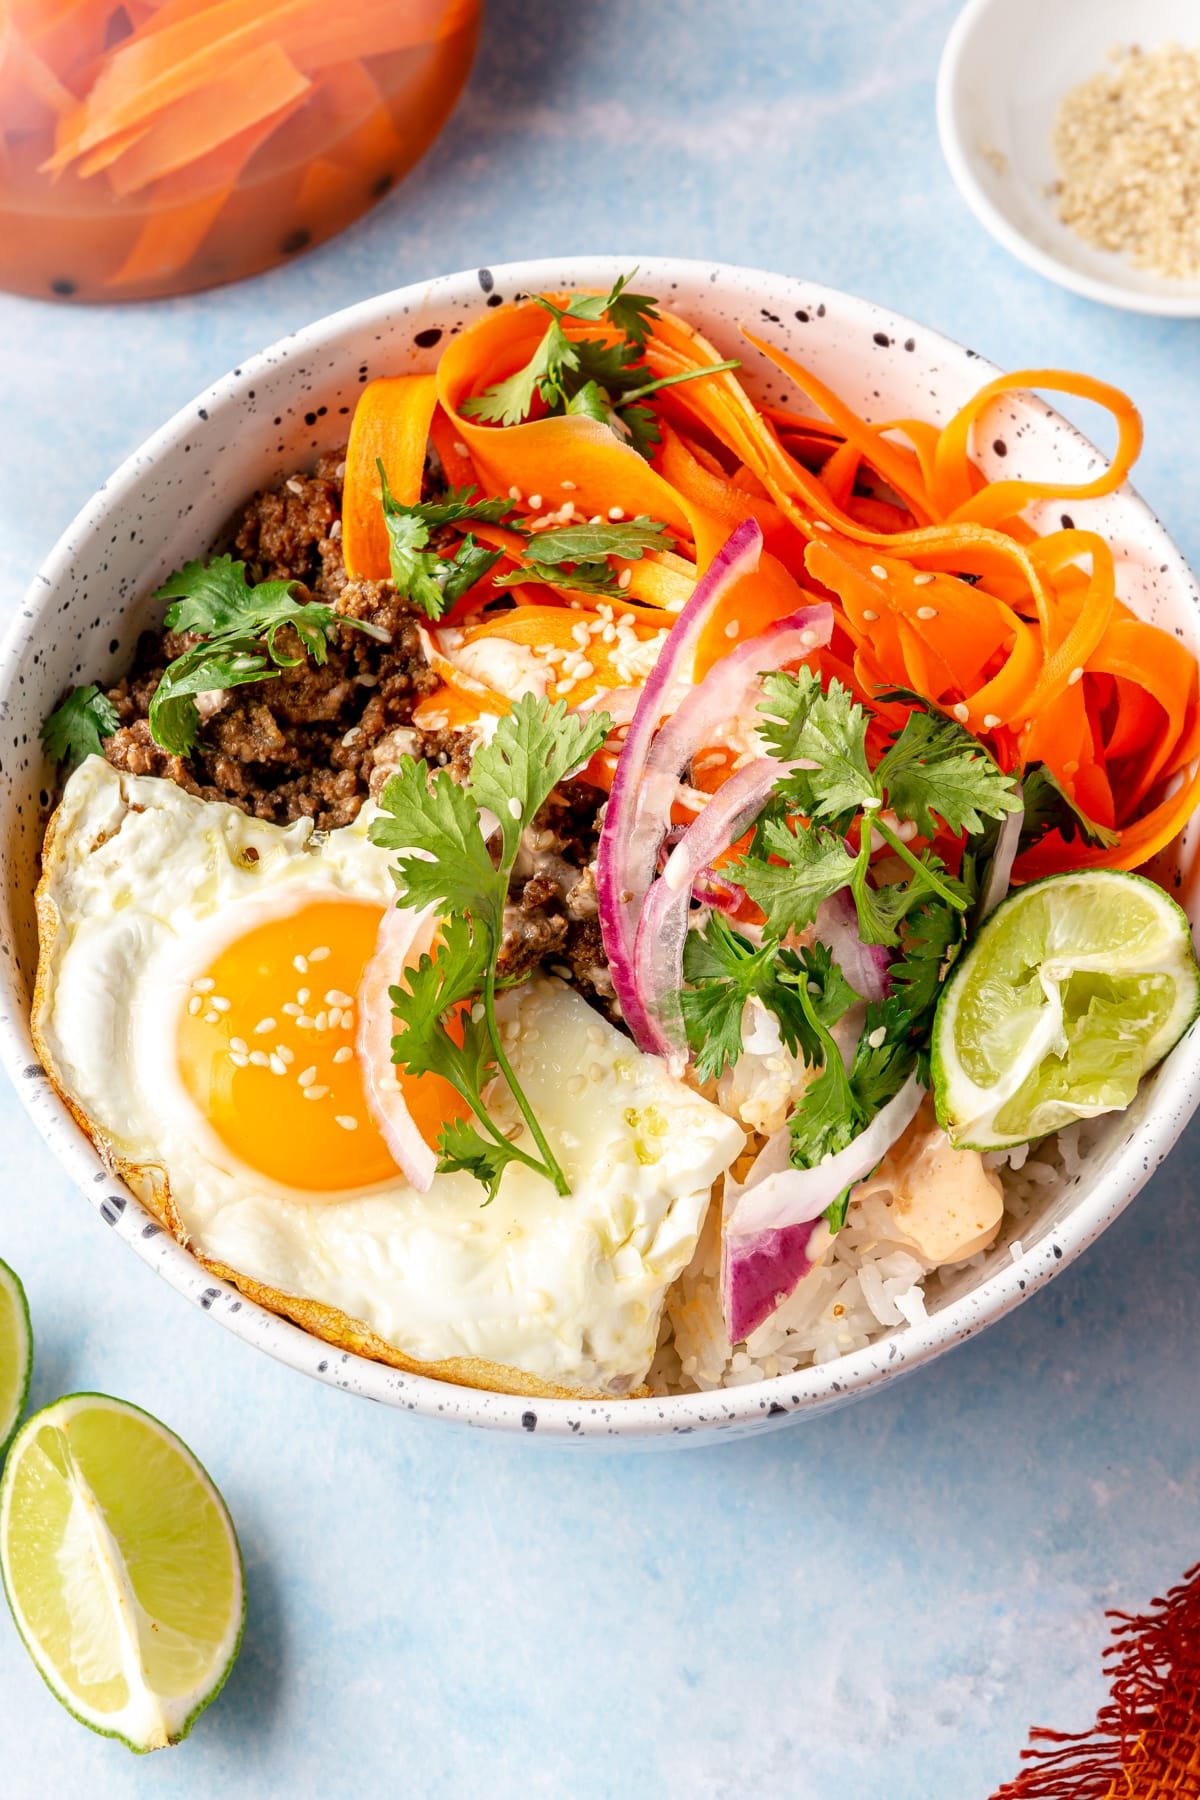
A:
34 759 744 1393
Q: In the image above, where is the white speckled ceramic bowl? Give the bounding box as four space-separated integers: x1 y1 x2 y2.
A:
2 257 1198 1445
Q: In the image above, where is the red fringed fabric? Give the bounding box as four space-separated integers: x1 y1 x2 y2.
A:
992 1563 1200 1799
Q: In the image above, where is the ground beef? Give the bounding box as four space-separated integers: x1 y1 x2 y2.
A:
96 450 618 1009
101 462 440 830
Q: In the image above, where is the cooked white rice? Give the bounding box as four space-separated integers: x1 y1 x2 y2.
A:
648 1118 1102 1395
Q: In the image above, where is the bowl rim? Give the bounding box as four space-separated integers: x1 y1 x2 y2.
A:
935 0 1200 319
5 251 1200 1441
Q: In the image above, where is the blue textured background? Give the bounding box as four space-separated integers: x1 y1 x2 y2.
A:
2 4 1198 1795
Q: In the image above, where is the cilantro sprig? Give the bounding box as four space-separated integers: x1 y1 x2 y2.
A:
146 555 386 756
496 516 674 599
378 469 518 620
459 272 740 459
41 685 121 769
737 670 1020 946
369 694 611 1202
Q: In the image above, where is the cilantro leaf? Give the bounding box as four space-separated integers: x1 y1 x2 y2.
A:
436 1116 526 1205
41 685 120 769
680 915 817 1082
875 703 1022 837
371 696 613 1202
370 760 503 928
148 638 276 756
378 466 509 619
788 941 861 1033
1019 762 1120 851
733 815 857 937
494 562 627 599
520 518 672 567
457 272 739 459
146 553 383 754
890 899 962 1022
757 668 876 819
466 692 610 868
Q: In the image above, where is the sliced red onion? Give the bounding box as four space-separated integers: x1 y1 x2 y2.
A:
598 518 836 1048
358 901 439 1191
978 795 1023 921
597 520 765 1045
721 1071 925 1342
634 756 801 1065
813 888 890 1004
658 827 744 916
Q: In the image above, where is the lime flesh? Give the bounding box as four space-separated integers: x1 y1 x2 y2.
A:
933 870 1200 1149
0 1393 243 1752
0 1260 31 1460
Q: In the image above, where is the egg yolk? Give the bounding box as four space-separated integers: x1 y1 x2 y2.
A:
176 898 458 1194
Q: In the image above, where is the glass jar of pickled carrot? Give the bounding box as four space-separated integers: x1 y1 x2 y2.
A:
0 0 481 303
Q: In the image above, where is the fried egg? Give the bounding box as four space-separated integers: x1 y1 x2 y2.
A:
33 759 744 1395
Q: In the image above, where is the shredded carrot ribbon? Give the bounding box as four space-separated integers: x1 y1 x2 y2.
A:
341 288 1200 880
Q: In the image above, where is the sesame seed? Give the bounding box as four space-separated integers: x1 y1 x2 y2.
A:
324 989 353 1008
861 608 879 622
276 1045 294 1065
293 955 308 975
453 440 469 458
210 995 231 1012
298 1065 318 1087
192 976 216 993
507 796 522 819
724 620 740 639
269 1054 287 1076
341 1012 355 1032
528 492 543 509
282 1002 301 1017
617 569 632 590
296 1015 314 1030
254 1017 276 1034
567 1073 587 1096
336 1115 358 1131
296 987 310 1005
308 946 331 963
912 571 935 587
870 564 889 580
230 1052 249 1069
203 1010 219 1025
916 605 938 620
314 1011 329 1032
1068 666 1084 685
561 479 577 490
812 520 832 532
188 995 202 1016
800 629 818 647
230 1037 249 1056
983 713 1002 730
249 1050 269 1067
333 1046 354 1064
953 703 970 723
574 659 595 680
508 485 521 501
303 1085 329 1101
589 1061 605 1081
868 1025 887 1049
328 1007 343 1030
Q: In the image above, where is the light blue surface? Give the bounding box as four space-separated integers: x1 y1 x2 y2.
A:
2 3 1198 1794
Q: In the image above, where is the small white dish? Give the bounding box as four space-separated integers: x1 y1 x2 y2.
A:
938 0 1200 316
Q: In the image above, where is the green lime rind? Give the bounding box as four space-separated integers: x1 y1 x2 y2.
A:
0 1260 32 1463
932 869 1200 1152
0 1391 245 1754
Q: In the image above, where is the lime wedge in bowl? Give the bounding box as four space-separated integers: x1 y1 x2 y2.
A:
933 870 1200 1151
0 1394 243 1751
0 1260 31 1459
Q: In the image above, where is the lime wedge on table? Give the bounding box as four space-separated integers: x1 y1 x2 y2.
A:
932 870 1200 1150
0 1394 243 1752
0 1259 31 1459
